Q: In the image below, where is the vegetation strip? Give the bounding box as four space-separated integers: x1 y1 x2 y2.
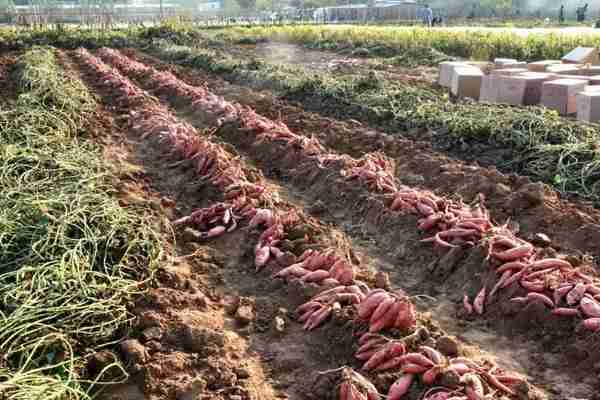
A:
209 25 600 62
0 47 162 398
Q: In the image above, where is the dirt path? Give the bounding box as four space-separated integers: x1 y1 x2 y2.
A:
225 42 438 84
0 54 19 105
99 48 600 399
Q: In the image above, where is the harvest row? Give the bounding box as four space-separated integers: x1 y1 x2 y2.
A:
92 49 599 396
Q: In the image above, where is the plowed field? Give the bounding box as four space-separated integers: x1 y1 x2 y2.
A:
69 47 600 399
3 44 599 400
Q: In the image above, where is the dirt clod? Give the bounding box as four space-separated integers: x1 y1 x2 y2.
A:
183 227 204 242
403 173 425 186
224 294 241 315
277 251 297 267
142 326 163 341
436 335 460 356
87 350 118 376
183 325 225 353
438 368 460 388
532 233 552 247
235 367 251 379
308 200 327 215
375 271 391 289
120 339 147 367
516 182 548 208
235 305 255 325
137 310 163 329
495 183 512 196
273 316 286 333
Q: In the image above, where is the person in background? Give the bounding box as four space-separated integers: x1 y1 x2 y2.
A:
423 4 433 27
467 4 475 19
559 4 565 23
576 3 588 22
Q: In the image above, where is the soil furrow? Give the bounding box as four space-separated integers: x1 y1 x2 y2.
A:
0 53 19 105
124 48 600 261
99 48 599 399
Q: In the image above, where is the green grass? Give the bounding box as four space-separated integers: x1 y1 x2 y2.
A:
0 26 144 52
204 24 600 62
0 47 164 399
2 23 600 63
149 40 600 203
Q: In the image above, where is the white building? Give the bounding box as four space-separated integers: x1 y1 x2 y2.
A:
197 1 223 12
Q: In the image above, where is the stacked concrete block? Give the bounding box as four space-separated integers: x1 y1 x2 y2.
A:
496 75 526 105
479 75 499 103
576 91 600 122
547 64 584 75
497 74 557 105
577 66 600 76
439 62 491 88
541 79 588 115
438 61 469 87
562 47 599 65
494 58 517 67
451 67 484 99
528 60 562 72
491 68 529 76
521 75 557 105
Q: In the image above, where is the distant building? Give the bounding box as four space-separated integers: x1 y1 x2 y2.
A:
374 0 416 6
197 0 223 12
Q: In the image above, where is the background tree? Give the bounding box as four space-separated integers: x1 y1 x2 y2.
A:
236 0 256 10
223 0 241 15
255 0 271 11
479 0 512 16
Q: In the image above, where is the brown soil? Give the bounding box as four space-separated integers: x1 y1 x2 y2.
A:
0 53 19 105
99 49 600 398
241 42 438 84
